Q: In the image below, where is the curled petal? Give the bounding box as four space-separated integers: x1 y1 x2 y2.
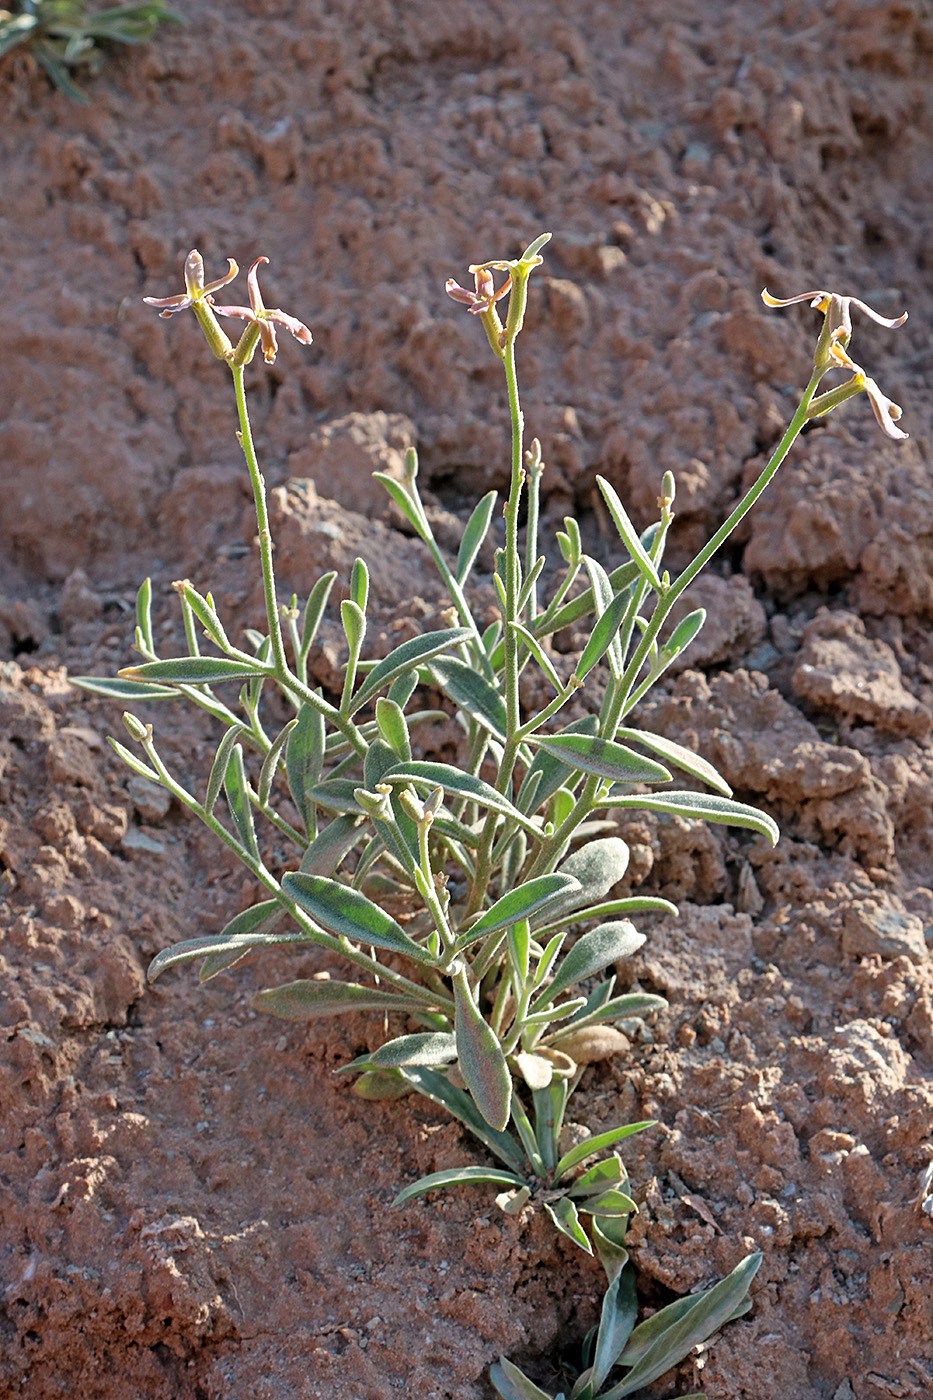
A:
212 303 256 322
266 308 313 345
446 278 479 307
202 257 239 297
762 287 829 309
863 376 909 440
247 256 270 313
847 296 908 330
142 292 193 317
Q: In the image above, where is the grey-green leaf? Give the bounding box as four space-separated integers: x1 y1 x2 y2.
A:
398 1066 525 1173
532 922 645 1011
490 1356 555 1400
457 489 497 585
531 734 671 786
458 874 582 950
517 714 598 815
72 676 177 700
287 701 326 832
393 1164 523 1208
340 1032 457 1071
120 656 265 685
147 899 286 981
298 814 362 876
224 743 259 859
557 1121 655 1177
252 978 430 1019
596 477 661 590
596 790 779 845
591 1264 638 1392
544 1195 592 1254
283 872 434 963
375 697 411 761
350 628 471 714
454 968 512 1131
552 837 631 916
615 727 731 798
383 762 541 834
576 584 632 683
429 656 508 741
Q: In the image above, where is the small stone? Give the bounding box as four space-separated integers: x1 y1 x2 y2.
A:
126 775 172 823
842 899 927 963
122 829 166 855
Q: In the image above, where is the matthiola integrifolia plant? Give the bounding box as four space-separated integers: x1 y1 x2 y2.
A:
77 240 909 1400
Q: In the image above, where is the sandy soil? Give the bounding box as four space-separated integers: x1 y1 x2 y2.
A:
1 2 932 1397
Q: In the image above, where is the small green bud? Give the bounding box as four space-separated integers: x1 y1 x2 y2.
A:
122 712 151 743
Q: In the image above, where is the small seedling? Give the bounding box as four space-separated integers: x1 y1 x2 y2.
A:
76 243 908 1397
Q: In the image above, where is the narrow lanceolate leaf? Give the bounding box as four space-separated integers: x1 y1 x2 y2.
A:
299 814 362 877
286 701 326 832
591 1264 638 1393
107 737 159 782
373 472 431 541
489 1355 554 1400
393 1165 524 1208
147 899 288 981
428 656 508 741
453 967 512 1132
517 714 598 815
597 790 780 845
560 990 669 1034
398 1066 526 1173
457 489 497 584
350 628 471 714
531 734 671 786
557 1121 656 1177
252 978 430 1020
364 737 398 791
148 930 312 984
135 577 155 653
577 1187 638 1218
205 724 246 816
120 656 266 685
73 676 177 700
665 606 706 657
615 727 732 797
282 872 434 963
457 874 582 950
258 719 296 806
224 744 259 859
531 922 645 1011
340 1032 457 1073
384 762 541 834
603 1252 763 1399
577 583 632 683
544 1195 592 1254
300 570 337 658
596 477 661 590
510 622 563 692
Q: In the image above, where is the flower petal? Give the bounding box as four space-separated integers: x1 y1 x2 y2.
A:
202 257 239 296
863 376 909 440
267 308 313 345
848 296 908 330
247 256 270 314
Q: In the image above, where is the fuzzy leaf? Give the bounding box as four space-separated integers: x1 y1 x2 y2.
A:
120 656 265 685
597 790 779 845
532 733 671 786
282 872 434 963
578 563 629 681
73 676 177 700
350 628 471 713
298 814 363 877
615 727 731 797
429 656 508 740
457 874 582 949
373 473 431 541
457 490 498 584
107 737 159 782
147 900 289 982
258 719 296 806
300 571 337 656
596 477 661 590
252 978 429 1019
287 702 326 832
224 744 259 859
489 1356 555 1400
544 1196 592 1254
552 837 631 914
557 1121 656 1177
591 1263 638 1392
398 1066 525 1173
516 715 598 815
340 1032 457 1072
532 922 645 1011
454 970 512 1131
383 762 541 834
375 697 411 761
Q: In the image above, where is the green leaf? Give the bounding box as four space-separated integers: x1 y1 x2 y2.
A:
363 737 398 791
615 728 731 798
398 1066 526 1173
375 697 411 761
453 968 512 1131
665 607 706 657
298 813 362 876
349 557 369 612
577 1187 637 1218
383 761 541 834
204 724 246 816
591 1263 638 1392
106 737 160 782
558 1121 656 1177
300 571 337 658
561 991 669 1033
428 656 508 741
146 900 286 980
603 1253 762 1399
73 674 178 700
252 978 429 1019
387 670 418 708
283 872 434 963
350 628 471 714
305 778 365 815
553 837 631 913
373 472 431 541
224 744 259 859
489 1356 555 1400
577 583 632 683
341 598 366 655
596 790 780 845
286 701 326 833
591 1217 630 1286
516 715 598 815
120 656 266 685
510 622 563 692
596 477 661 590
457 874 582 950
393 1164 523 1207
544 1195 592 1253
258 719 297 806
457 489 497 584
531 734 671 786
531 922 645 1011
340 1032 457 1072
567 1154 628 1198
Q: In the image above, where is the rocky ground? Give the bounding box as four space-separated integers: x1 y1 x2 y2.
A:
1 1 932 1397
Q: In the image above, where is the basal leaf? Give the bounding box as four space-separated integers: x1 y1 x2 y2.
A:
489 1356 555 1400
252 978 429 1019
557 1121 656 1177
531 922 645 1011
591 1264 638 1392
393 1164 523 1208
339 1031 457 1071
544 1195 592 1254
457 874 582 950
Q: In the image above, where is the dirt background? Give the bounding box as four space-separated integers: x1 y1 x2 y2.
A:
2 1 933 1397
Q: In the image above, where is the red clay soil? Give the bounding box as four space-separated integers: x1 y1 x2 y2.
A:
2 2 933 1397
